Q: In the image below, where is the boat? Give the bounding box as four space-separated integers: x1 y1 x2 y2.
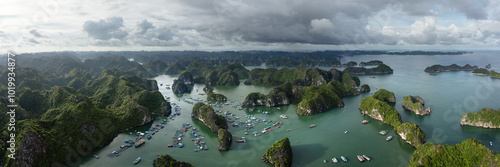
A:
362 120 369 124
379 130 388 135
133 157 141 165
94 155 100 159
362 155 371 161
323 160 327 163
236 137 246 143
147 135 152 140
386 136 393 141
344 131 348 134
280 114 288 119
491 141 493 146
277 107 281 110
308 124 315 128
135 138 146 147
332 157 338 163
340 156 347 162
357 155 365 162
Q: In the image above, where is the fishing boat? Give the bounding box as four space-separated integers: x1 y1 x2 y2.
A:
280 114 288 119
379 130 388 135
357 155 365 162
340 156 347 162
332 157 338 163
386 136 393 141
362 155 371 161
362 120 369 124
308 124 315 128
236 137 246 143
133 157 141 165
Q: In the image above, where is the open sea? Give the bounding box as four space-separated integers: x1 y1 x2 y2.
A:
76 51 500 167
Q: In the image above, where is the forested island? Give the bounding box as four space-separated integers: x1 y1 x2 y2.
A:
153 154 194 167
359 89 425 147
409 138 500 166
343 64 394 75
472 68 500 79
461 108 500 128
402 96 431 116
262 137 293 167
191 103 232 151
424 64 478 75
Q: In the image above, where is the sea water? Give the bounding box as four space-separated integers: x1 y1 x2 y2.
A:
77 51 500 167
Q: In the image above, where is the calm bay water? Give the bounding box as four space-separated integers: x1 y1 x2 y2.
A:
77 51 500 167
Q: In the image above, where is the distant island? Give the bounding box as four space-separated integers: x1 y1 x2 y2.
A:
424 64 478 75
343 64 393 75
262 137 292 167
461 108 500 128
472 68 500 79
359 89 425 147
409 138 500 167
359 60 384 66
402 96 431 116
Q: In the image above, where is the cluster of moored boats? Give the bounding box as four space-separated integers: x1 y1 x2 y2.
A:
326 154 371 164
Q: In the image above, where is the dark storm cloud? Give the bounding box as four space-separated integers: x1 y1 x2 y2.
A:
83 17 128 40
132 20 177 46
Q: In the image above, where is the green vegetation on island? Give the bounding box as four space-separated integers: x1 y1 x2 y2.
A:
153 154 194 167
409 138 500 167
359 60 384 66
0 67 170 166
359 96 402 127
372 88 396 103
360 84 370 93
204 86 228 101
343 64 393 75
395 123 426 147
191 103 232 151
461 108 500 128
172 71 194 94
402 96 431 116
262 137 293 167
425 64 478 75
472 68 500 79
244 66 337 86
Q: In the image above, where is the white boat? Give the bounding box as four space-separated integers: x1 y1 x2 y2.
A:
332 157 338 163
379 130 388 135
340 156 347 162
362 155 371 161
344 131 348 134
133 157 141 165
386 136 393 141
280 114 288 119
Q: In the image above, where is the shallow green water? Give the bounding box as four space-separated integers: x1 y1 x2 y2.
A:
76 51 500 167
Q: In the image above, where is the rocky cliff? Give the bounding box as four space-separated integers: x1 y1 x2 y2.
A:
373 89 396 103
262 137 292 167
359 96 402 127
461 108 500 128
395 123 426 148
191 103 232 151
172 71 194 94
217 128 232 151
360 84 370 93
402 96 431 116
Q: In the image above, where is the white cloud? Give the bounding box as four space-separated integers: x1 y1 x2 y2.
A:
309 18 335 35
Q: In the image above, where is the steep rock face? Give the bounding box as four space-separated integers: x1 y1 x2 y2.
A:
161 102 172 116
373 89 396 103
295 93 343 116
402 96 431 116
191 103 228 133
205 86 228 101
12 131 49 167
461 108 500 128
395 123 426 148
172 71 194 94
217 128 232 151
360 84 370 93
241 92 266 107
424 64 478 75
262 137 293 167
153 154 194 167
264 90 289 107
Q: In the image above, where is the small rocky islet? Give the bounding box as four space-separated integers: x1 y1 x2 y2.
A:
401 95 431 116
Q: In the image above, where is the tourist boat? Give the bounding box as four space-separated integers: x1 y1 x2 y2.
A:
379 130 388 135
280 114 288 119
357 155 365 162
236 137 246 143
362 120 369 124
179 143 184 148
332 157 338 163
133 157 141 165
362 155 371 161
308 124 315 128
340 156 347 162
386 136 393 141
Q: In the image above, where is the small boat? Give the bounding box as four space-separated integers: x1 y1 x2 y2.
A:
236 137 246 143
277 107 281 110
340 156 347 162
344 131 348 134
323 160 327 164
133 157 141 165
94 155 100 159
147 135 152 140
308 124 315 128
379 130 388 135
280 114 288 119
362 155 371 161
362 120 369 124
332 157 338 163
357 155 365 162
491 141 493 146
386 136 393 141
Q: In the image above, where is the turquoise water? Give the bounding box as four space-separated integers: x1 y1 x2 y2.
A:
76 51 500 167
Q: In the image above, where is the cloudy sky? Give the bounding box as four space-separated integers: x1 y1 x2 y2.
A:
1 0 500 53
